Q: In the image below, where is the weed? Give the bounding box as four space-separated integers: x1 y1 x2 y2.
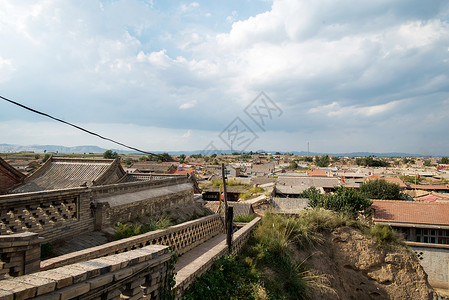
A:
234 214 255 223
366 224 404 245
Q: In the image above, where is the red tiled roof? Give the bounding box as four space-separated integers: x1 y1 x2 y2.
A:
383 177 407 188
409 184 449 190
414 194 445 202
186 162 204 166
307 170 327 177
372 200 449 226
365 174 383 180
171 169 195 175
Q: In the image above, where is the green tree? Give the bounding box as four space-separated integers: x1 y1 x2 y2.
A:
356 156 389 167
42 153 51 162
359 179 403 200
103 150 118 159
305 186 372 218
289 161 298 169
441 157 449 164
158 153 172 162
316 155 330 167
424 159 432 167
178 154 186 163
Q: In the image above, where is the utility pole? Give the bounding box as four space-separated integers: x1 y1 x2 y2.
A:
221 163 228 233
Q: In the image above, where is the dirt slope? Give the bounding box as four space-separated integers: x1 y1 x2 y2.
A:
294 226 436 300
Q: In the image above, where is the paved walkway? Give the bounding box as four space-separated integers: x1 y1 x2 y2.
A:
52 231 109 256
175 233 227 287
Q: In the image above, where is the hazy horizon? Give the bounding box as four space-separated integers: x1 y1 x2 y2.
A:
1 1 448 155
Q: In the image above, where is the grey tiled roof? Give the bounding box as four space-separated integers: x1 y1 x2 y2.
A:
277 176 341 188
11 157 125 193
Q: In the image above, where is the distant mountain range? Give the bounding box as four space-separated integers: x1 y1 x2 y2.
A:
0 143 430 157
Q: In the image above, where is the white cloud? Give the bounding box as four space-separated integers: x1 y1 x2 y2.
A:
0 0 448 154
179 100 197 110
182 129 192 138
308 100 404 117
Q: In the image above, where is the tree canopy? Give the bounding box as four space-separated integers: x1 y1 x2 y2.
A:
301 186 372 217
356 156 389 167
359 179 404 200
315 155 330 167
103 150 118 159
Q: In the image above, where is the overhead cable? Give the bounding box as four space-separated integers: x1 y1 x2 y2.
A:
0 95 162 157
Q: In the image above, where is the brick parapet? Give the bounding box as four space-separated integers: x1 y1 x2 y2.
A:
0 232 41 280
95 185 194 229
90 176 190 198
0 244 172 300
0 188 94 243
41 214 223 270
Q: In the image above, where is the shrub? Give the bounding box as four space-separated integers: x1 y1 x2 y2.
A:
113 215 175 240
366 224 404 245
183 255 263 300
234 214 255 223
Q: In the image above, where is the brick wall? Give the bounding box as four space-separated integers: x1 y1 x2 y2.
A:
0 245 173 300
0 188 94 243
0 232 41 280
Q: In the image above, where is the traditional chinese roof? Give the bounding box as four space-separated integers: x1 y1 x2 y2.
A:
11 157 126 193
131 162 177 173
307 169 328 177
170 169 195 175
0 157 26 194
408 184 449 191
383 177 408 188
371 200 449 227
277 176 341 189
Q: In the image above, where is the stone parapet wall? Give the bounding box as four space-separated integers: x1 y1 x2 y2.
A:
174 217 261 297
42 214 223 270
95 184 194 229
0 188 94 243
0 177 194 242
0 232 41 280
90 176 190 198
0 244 172 300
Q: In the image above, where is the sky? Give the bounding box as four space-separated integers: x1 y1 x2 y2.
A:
0 0 449 155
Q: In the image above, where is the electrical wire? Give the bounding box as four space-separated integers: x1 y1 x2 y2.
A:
0 95 163 158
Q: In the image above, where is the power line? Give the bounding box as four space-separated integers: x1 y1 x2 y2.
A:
0 95 163 157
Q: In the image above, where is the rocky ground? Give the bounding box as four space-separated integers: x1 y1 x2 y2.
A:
293 226 436 300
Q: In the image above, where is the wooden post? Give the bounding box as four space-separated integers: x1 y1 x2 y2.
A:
227 206 234 254
221 163 228 233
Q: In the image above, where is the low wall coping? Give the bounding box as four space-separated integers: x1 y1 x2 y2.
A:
41 214 222 270
0 244 171 300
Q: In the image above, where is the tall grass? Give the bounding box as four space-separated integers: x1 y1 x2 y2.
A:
113 215 175 240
